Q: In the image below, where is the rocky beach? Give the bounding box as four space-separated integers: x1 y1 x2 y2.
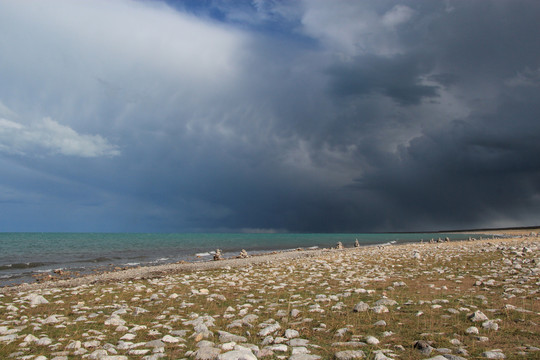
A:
1 234 539 360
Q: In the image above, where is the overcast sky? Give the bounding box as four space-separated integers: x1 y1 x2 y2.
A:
1 0 539 233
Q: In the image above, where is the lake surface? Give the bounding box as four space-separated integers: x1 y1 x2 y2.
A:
0 232 482 286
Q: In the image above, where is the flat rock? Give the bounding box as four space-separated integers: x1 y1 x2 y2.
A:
443 355 468 360
468 311 489 322
373 352 393 360
26 294 49 306
482 320 499 331
162 335 181 343
289 355 321 360
413 340 433 355
195 347 222 360
218 350 257 360
353 302 369 312
289 339 310 347
371 305 389 314
218 331 248 343
334 350 366 359
374 298 397 306
258 323 281 337
146 340 166 348
482 351 505 359
331 342 366 348
285 329 300 339
365 336 379 345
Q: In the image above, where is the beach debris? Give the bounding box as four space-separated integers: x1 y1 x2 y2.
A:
214 249 223 261
336 242 344 250
354 239 360 247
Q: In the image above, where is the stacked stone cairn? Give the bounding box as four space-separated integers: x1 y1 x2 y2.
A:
213 249 223 261
238 249 249 258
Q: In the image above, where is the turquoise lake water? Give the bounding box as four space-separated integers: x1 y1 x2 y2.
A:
0 232 482 286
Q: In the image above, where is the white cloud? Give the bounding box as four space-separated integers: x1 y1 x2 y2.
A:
299 1 413 56
0 0 247 135
382 5 414 28
0 117 120 158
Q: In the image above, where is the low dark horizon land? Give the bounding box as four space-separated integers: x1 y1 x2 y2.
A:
1 1 540 234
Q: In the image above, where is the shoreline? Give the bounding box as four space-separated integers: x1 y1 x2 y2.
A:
0 232 479 289
0 233 519 294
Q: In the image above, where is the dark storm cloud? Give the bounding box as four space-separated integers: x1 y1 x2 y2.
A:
0 0 539 232
328 55 439 106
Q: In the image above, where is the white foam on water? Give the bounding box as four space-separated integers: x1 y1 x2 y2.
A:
195 252 211 257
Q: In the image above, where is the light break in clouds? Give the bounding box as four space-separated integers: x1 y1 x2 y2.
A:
0 116 119 158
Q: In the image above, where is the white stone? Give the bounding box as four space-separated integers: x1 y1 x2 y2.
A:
221 342 236 351
371 305 389 314
258 323 281 337
353 302 369 312
66 340 82 350
105 315 126 326
292 347 310 355
482 351 505 359
374 352 393 360
162 335 180 343
120 333 137 341
43 315 60 324
26 294 49 306
266 344 288 352
365 336 379 345
335 350 366 359
37 337 52 346
285 329 300 339
289 355 321 360
482 320 499 331
23 334 39 343
468 311 489 322
218 350 257 360
87 349 108 359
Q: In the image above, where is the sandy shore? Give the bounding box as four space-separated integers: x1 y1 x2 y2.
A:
1 234 539 359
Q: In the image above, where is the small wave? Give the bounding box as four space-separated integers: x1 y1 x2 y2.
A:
307 246 319 250
35 269 54 273
195 252 211 257
123 262 140 266
156 257 169 261
0 262 49 271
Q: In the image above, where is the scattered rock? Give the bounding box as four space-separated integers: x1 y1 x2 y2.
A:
334 350 365 359
468 311 489 322
414 340 433 355
482 350 505 359
353 302 369 312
